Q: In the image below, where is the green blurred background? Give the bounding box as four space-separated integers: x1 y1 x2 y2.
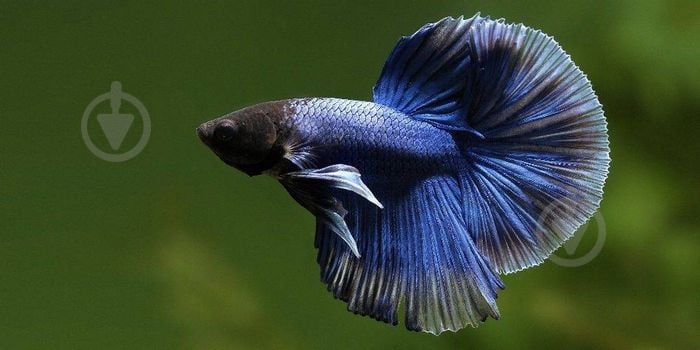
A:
2 1 698 349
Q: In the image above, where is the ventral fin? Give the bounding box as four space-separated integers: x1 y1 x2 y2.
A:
372 14 485 136
280 165 383 257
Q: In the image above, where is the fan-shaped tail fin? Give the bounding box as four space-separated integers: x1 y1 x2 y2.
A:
373 16 609 273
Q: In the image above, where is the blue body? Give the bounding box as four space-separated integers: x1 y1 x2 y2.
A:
287 98 458 179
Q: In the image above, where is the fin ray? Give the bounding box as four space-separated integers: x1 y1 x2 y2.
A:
373 15 609 273
315 177 503 334
373 14 484 132
457 19 609 273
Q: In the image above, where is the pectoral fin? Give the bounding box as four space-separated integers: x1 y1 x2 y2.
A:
280 164 383 257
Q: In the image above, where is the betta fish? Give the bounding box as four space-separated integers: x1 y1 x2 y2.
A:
196 14 610 334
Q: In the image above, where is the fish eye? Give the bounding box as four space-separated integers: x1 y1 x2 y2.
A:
214 122 236 142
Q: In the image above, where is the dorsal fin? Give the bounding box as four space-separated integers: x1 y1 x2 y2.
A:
372 14 485 137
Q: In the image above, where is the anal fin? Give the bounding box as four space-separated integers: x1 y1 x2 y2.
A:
316 176 504 334
280 164 383 257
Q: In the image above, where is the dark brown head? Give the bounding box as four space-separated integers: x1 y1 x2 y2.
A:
197 101 287 176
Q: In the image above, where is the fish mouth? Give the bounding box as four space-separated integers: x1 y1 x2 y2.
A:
196 124 210 144
196 124 240 168
196 120 273 177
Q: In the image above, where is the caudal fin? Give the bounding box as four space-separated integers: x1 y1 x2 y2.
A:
373 15 610 273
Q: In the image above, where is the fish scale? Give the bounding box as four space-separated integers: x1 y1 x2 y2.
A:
287 98 457 176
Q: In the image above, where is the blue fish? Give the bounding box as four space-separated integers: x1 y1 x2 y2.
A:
197 14 610 334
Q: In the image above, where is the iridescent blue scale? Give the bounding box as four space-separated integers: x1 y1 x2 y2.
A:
288 98 458 175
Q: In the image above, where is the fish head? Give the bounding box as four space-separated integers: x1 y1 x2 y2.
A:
197 102 285 176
